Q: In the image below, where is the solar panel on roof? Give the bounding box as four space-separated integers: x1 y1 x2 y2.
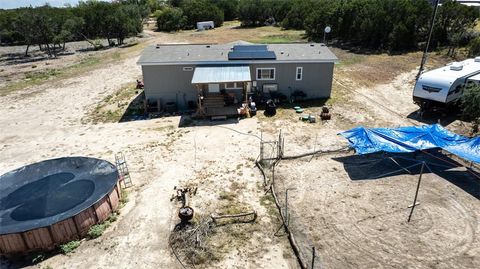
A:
228 51 276 60
233 45 268 51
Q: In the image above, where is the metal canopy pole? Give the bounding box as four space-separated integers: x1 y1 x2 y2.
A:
407 161 425 222
416 0 440 81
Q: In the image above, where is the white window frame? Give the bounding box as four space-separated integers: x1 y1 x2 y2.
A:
256 68 276 80
225 82 243 89
296 67 303 81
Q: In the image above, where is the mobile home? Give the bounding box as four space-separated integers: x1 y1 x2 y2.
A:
137 41 338 116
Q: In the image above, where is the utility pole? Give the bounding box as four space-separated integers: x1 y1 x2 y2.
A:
416 0 440 81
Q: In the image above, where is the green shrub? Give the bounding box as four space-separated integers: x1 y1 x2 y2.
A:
469 36 480 57
59 240 81 254
87 223 108 239
120 188 129 205
461 84 480 133
181 0 224 28
156 7 186 32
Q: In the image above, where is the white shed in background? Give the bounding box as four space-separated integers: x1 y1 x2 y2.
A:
197 21 214 31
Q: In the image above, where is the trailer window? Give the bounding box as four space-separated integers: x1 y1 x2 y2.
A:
448 85 463 96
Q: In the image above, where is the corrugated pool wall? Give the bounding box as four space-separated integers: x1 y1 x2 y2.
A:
0 183 121 256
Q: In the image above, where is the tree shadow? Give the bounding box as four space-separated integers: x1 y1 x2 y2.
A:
1 51 75 65
333 151 480 199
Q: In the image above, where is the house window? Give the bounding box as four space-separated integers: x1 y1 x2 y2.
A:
183 67 194 71
256 68 275 80
225 82 243 89
296 67 303 81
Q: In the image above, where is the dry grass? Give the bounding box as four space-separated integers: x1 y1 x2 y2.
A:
0 42 147 96
170 197 258 268
83 83 141 124
332 49 453 88
152 20 306 45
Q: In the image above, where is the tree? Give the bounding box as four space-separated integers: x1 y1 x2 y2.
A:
238 0 270 27
211 0 239 21
156 7 186 31
436 0 479 57
55 17 85 50
461 84 480 134
282 0 310 30
106 4 143 45
14 8 39 56
180 0 224 28
146 0 166 12
468 36 480 57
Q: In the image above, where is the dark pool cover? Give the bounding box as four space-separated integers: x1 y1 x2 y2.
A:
0 157 118 234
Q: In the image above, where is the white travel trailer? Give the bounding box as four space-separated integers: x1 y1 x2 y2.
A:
196 21 214 31
413 57 480 110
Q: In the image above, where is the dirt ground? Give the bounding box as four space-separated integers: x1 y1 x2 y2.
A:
0 21 478 269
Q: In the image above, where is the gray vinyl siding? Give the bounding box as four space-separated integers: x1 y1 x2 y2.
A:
251 62 334 99
142 62 335 110
142 65 197 110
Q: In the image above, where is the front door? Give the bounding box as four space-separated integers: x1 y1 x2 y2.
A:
246 82 252 93
208 83 220 93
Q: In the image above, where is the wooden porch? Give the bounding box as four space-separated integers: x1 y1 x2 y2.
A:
200 92 241 118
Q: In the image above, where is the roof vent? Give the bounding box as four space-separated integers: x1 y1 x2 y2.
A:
450 62 463 71
475 56 480 62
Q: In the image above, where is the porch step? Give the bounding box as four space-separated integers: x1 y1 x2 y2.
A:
204 100 225 108
203 93 225 108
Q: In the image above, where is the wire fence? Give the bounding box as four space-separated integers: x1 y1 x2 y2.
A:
257 131 351 269
257 130 479 269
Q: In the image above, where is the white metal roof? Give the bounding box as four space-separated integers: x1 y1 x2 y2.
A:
418 58 480 88
468 73 480 81
191 65 251 84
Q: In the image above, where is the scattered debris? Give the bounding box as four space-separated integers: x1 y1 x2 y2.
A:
320 106 331 120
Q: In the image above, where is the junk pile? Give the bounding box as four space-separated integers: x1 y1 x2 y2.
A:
320 106 331 120
169 185 257 268
172 186 197 223
265 99 277 116
294 105 331 123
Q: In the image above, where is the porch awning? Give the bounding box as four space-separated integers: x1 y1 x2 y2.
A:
191 65 251 84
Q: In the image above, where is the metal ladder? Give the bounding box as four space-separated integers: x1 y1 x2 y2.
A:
115 152 133 189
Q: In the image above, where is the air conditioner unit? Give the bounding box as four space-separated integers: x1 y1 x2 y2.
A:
450 62 463 71
263 84 278 92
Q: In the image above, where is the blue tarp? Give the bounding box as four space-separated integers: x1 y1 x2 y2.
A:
339 124 480 164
